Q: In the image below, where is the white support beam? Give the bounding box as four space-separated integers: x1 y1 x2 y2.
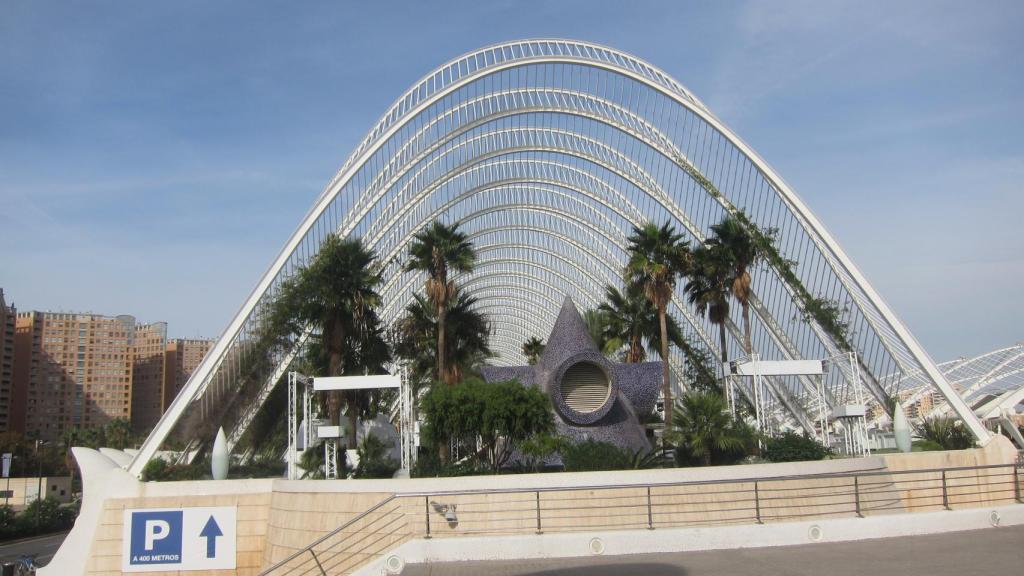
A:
313 375 401 391
730 360 825 377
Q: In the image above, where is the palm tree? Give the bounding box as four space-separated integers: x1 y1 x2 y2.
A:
917 416 975 450
599 283 688 364
673 391 753 466
273 234 388 449
685 244 732 375
394 292 491 390
404 221 477 385
394 292 490 465
582 309 615 357
626 221 691 429
599 284 649 363
522 337 545 365
108 418 133 450
61 428 80 490
706 216 770 356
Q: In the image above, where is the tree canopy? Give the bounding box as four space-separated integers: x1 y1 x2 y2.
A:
419 377 554 472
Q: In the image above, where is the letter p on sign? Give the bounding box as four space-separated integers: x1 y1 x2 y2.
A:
144 519 171 550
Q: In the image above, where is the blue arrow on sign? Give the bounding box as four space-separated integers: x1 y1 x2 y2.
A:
199 515 223 559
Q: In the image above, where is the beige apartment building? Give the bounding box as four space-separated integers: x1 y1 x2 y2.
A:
129 322 168 433
132 335 215 433
162 338 214 416
13 312 137 441
1 292 214 440
0 289 15 431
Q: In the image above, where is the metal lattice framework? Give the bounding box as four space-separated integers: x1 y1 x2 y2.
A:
876 343 1024 423
127 39 990 476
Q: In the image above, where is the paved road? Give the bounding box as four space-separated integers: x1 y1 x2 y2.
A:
402 525 1024 576
0 532 68 567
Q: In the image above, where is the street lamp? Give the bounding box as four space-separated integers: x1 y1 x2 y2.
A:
35 439 47 533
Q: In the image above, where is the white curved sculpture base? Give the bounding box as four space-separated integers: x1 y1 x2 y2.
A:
38 448 141 576
893 401 913 453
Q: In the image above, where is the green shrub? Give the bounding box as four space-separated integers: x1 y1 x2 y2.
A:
917 417 975 450
11 498 77 537
141 458 207 481
674 443 749 467
762 431 832 463
672 392 756 467
354 433 400 479
519 433 568 473
420 377 554 472
410 449 489 478
229 460 287 479
0 505 17 539
912 439 945 452
561 439 633 472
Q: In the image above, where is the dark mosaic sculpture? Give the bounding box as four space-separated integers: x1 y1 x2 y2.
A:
480 296 662 464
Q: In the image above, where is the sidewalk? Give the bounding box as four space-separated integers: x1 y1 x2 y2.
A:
401 525 1024 576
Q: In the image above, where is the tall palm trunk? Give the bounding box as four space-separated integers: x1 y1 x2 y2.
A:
326 315 359 449
326 317 344 426
629 334 643 363
717 322 728 371
657 299 672 431
741 300 752 356
717 320 733 412
345 392 358 450
437 300 447 384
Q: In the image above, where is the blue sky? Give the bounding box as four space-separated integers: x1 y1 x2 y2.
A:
1 1 1021 361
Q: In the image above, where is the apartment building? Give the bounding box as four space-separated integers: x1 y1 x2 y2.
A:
1 289 215 440
129 322 168 433
13 312 137 441
162 338 214 415
0 290 15 431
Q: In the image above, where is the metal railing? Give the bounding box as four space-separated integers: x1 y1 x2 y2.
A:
262 463 1024 575
261 495 407 576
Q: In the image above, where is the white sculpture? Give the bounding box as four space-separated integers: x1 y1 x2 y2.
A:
212 427 229 480
893 400 912 453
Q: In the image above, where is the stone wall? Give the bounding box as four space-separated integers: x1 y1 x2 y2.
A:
43 440 1021 576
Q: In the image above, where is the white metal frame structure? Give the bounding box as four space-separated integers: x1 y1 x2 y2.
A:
127 39 990 476
875 343 1024 425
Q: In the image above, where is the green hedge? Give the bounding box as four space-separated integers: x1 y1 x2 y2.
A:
762 431 832 462
0 498 79 541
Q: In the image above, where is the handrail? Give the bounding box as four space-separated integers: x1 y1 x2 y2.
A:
259 494 398 575
396 463 1017 497
260 462 1021 575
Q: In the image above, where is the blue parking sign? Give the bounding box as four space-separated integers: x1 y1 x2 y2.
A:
123 506 236 572
129 510 183 565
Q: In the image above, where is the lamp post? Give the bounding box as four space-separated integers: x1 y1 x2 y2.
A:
35 439 46 533
2 453 11 507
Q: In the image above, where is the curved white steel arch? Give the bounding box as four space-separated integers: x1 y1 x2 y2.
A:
128 39 989 476
360 137 870 415
338 108 853 413
876 343 1024 424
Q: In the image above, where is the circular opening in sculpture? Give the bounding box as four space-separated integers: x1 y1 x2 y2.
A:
560 361 611 414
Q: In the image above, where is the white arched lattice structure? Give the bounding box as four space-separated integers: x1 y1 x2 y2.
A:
127 39 990 476
877 343 1024 423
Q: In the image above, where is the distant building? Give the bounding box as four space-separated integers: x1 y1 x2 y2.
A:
0 476 73 510
0 289 15 431
4 297 212 440
129 322 168 434
13 312 138 441
162 338 214 416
